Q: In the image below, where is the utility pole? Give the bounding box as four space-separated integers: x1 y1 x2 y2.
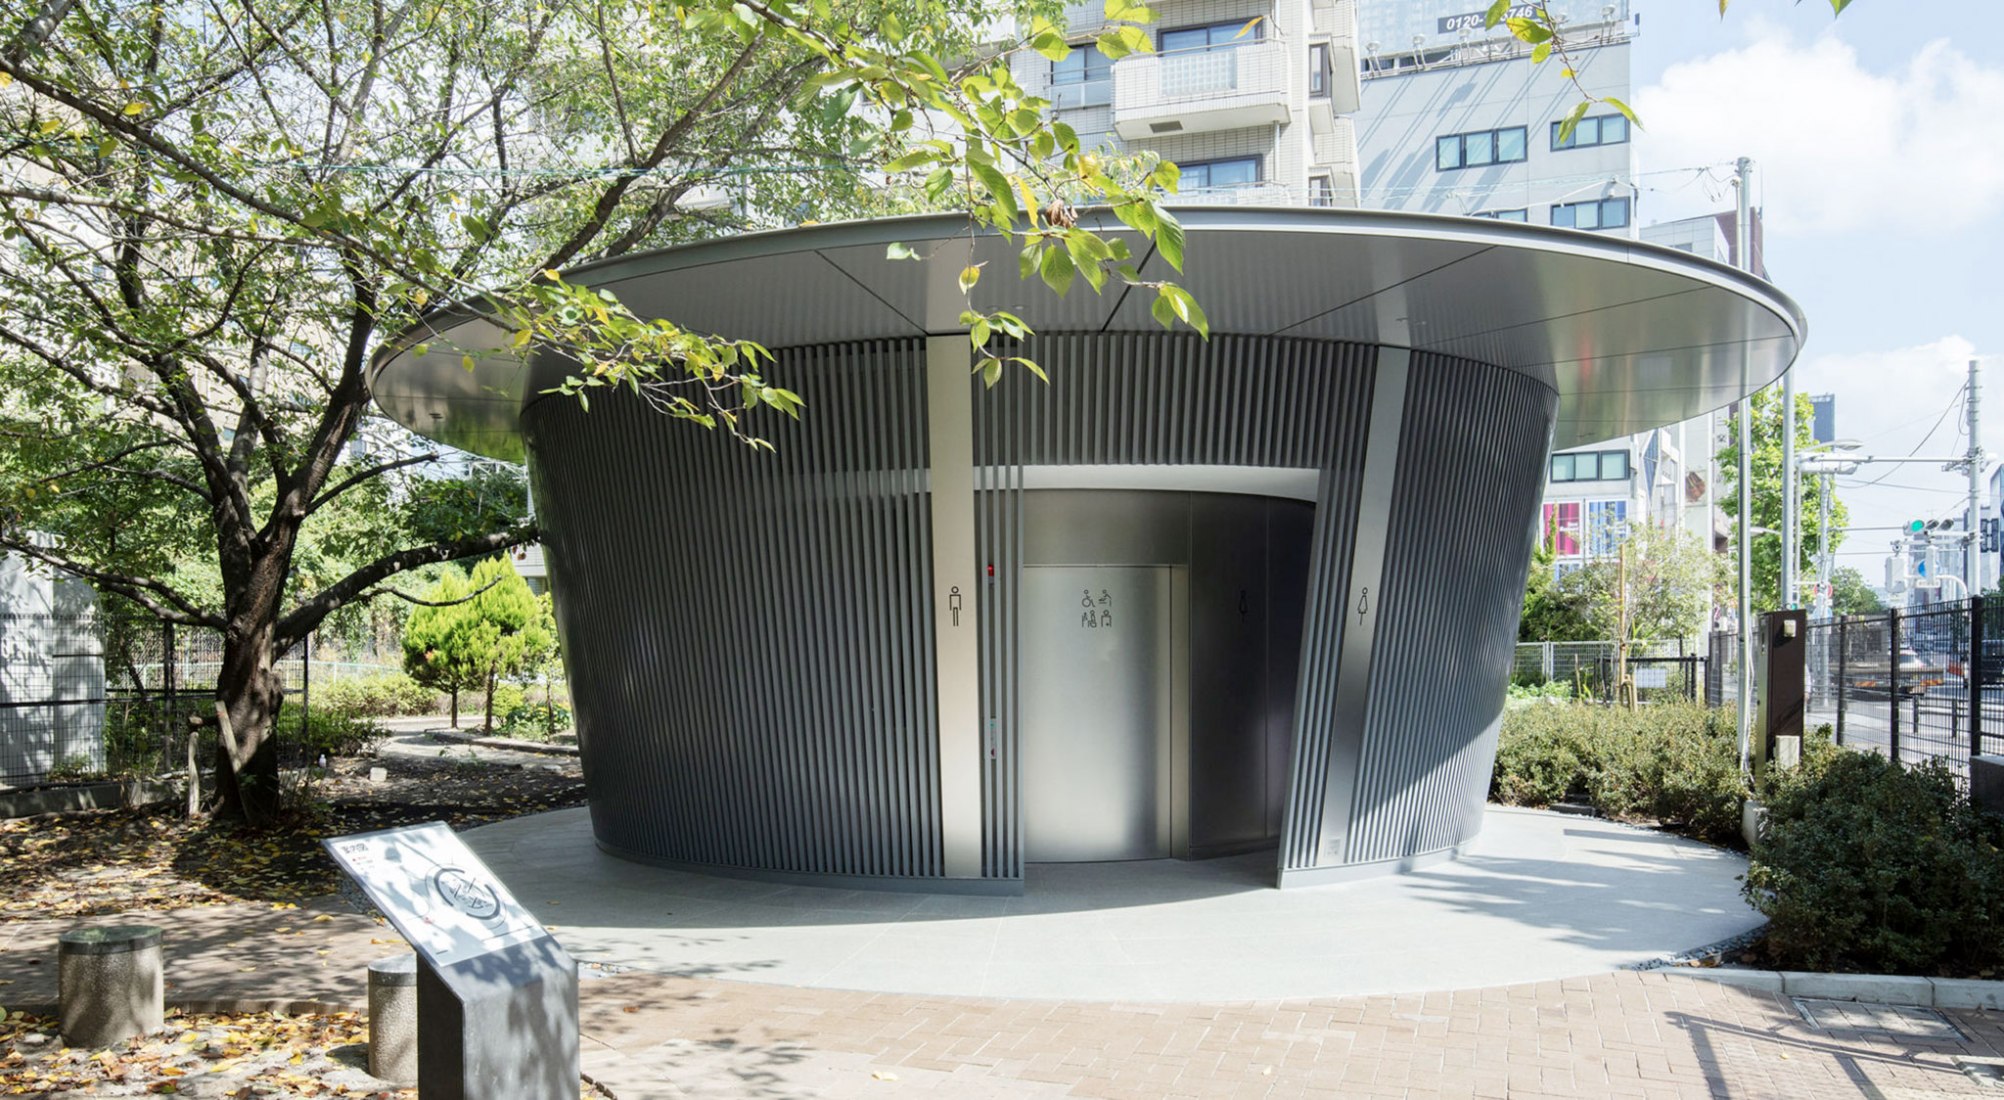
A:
1734 156 1756 775
1967 358 1983 596
1782 338 1797 611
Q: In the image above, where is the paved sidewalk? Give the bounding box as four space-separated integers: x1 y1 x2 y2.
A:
464 806 1764 1001
6 910 1999 1098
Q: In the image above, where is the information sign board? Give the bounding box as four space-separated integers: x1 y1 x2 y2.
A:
324 822 545 967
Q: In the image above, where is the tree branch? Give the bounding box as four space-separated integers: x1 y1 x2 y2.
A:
275 521 538 645
306 449 439 514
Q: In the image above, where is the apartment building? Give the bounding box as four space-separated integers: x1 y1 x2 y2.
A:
1020 0 1364 205
1354 0 1638 226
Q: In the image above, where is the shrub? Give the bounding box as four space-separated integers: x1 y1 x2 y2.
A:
1491 702 1747 845
1744 751 2004 976
316 672 441 718
488 682 527 722
499 701 573 741
277 702 387 760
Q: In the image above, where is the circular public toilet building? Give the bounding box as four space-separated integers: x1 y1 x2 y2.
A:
373 209 1802 893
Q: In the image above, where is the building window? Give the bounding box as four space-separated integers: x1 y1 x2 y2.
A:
1550 197 1631 231
1050 44 1113 108
1181 156 1262 192
1308 43 1331 97
1550 114 1631 151
1471 208 1528 222
1542 502 1582 557
1308 174 1335 207
1586 500 1629 556
1550 450 1630 482
1434 127 1528 172
1161 20 1261 53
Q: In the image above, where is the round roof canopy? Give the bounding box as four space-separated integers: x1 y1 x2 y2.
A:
370 207 1805 461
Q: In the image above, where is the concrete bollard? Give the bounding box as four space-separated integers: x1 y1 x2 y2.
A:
368 954 419 1085
58 925 163 1048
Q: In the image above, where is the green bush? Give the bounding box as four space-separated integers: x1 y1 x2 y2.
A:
1744 751 2004 976
1490 702 1747 845
277 702 388 760
499 701 573 741
487 682 527 723
316 672 441 718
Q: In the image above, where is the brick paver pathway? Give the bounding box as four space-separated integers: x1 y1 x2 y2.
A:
576 968 2004 1099
8 901 2000 1098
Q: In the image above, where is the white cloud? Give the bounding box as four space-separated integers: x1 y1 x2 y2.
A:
1636 28 2004 235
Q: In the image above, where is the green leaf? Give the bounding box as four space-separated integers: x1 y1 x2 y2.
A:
882 149 939 173
1150 292 1175 330
1505 16 1552 44
1484 0 1511 28
1555 101 1591 144
1602 95 1642 129
1039 245 1075 297
968 160 1017 221
970 319 992 348
885 242 921 261
1530 41 1552 64
1019 241 1041 281
959 264 982 293
1015 357 1050 384
980 357 1003 387
1156 208 1186 273
1829 0 1852 12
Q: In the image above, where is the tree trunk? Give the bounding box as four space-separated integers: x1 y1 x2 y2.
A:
210 628 284 825
450 688 458 728
483 668 496 734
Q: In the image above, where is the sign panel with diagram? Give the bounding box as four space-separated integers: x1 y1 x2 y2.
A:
324 821 544 967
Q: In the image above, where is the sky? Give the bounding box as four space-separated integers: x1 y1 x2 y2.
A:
1628 0 2004 589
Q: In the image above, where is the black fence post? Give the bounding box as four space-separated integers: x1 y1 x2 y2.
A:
162 620 176 755
1974 596 1987 763
1889 608 1902 765
1836 616 1848 746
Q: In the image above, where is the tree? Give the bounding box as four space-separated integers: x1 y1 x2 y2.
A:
1717 389 1849 614
399 566 483 729
1519 542 1595 642
1830 566 1885 617
402 558 553 731
1562 524 1720 643
1519 522 1720 644
0 0 1202 823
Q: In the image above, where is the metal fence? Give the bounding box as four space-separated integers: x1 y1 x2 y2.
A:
1709 597 2002 777
3 612 402 786
1513 640 1697 693
0 612 107 783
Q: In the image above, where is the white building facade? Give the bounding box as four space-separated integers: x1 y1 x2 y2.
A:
1355 0 1637 224
1021 0 1364 205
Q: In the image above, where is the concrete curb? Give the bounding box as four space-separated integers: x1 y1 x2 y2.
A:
0 777 183 819
6 997 363 1019
422 729 579 758
1661 968 2004 1010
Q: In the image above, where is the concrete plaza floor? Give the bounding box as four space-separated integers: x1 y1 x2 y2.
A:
465 806 1763 1002
6 805 2002 1098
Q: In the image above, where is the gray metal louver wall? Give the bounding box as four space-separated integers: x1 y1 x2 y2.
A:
973 334 1378 879
521 338 944 882
1343 355 1558 865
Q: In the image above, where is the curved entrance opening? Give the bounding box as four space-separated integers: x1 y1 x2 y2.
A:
1019 489 1314 863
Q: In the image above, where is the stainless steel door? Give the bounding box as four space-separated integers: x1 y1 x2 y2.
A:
1021 566 1175 861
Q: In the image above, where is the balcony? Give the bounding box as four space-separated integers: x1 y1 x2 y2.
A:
1112 38 1291 141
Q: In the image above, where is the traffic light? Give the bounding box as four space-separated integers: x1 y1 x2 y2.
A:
1909 519 1927 536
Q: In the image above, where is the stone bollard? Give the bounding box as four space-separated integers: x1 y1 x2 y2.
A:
58 925 163 1048
368 954 419 1085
